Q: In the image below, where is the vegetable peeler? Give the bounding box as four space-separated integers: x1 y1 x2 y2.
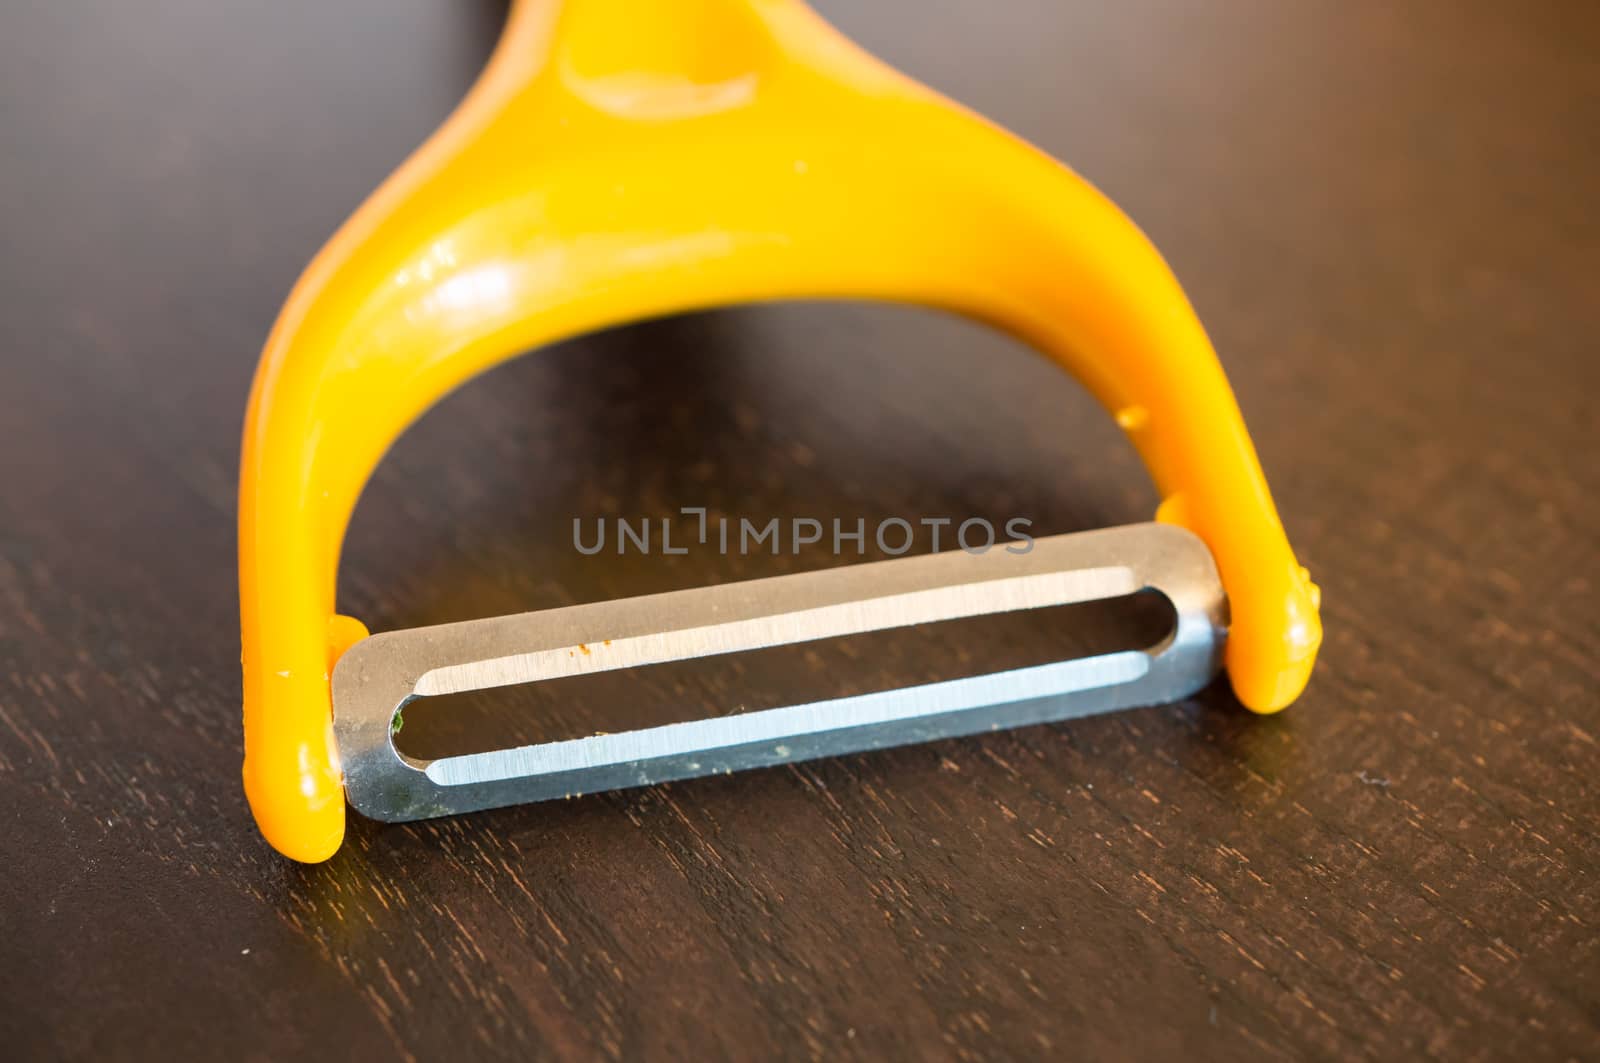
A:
239 0 1323 863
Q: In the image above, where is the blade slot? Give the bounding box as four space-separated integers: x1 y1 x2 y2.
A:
391 593 1176 762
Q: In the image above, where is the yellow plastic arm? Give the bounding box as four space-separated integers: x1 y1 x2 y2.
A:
240 0 1322 862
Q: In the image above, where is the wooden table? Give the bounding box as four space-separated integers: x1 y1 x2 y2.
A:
2 1 1595 1058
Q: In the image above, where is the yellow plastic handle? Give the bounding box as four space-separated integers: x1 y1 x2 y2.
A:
240 0 1322 862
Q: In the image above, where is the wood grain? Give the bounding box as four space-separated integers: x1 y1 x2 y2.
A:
0 1 1595 1059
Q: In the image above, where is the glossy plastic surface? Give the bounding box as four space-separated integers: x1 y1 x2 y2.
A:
240 0 1322 862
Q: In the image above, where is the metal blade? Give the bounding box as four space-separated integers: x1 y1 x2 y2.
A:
332 522 1227 822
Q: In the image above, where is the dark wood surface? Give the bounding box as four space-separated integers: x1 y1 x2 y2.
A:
2 1 1596 1059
